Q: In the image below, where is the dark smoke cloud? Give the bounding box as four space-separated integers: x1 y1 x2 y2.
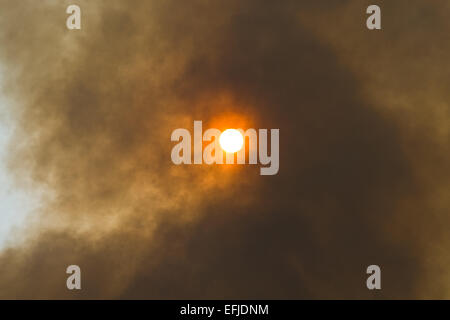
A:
0 0 448 298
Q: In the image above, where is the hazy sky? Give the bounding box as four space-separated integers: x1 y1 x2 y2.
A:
0 74 36 248
0 0 448 299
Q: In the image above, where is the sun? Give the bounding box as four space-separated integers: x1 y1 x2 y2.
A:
219 129 244 153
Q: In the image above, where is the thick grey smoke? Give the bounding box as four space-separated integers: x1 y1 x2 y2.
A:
0 0 448 298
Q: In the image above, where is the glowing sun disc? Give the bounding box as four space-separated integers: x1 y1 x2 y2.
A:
219 129 244 153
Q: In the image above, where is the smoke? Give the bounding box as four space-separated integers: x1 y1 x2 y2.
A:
0 0 448 298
